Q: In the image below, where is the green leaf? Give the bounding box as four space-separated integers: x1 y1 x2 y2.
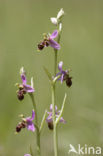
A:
53 75 61 84
30 144 34 156
43 66 52 81
56 93 67 125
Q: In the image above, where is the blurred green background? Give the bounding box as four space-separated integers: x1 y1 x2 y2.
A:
0 0 103 155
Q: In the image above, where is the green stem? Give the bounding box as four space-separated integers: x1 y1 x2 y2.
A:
54 32 61 76
54 124 58 156
39 110 47 133
51 85 58 156
30 145 34 156
56 93 67 125
53 27 62 156
54 50 58 76
29 93 40 156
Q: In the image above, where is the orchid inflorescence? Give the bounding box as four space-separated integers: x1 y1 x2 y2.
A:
16 110 35 133
16 67 34 100
46 104 66 130
15 8 72 156
57 61 72 87
38 30 60 51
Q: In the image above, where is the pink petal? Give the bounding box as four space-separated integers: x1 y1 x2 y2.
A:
27 123 35 132
50 30 58 39
24 154 31 156
24 84 34 93
31 110 35 120
49 39 60 50
58 61 63 71
60 117 66 123
21 74 27 85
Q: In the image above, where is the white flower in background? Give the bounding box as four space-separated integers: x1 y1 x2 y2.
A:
50 17 58 25
50 8 64 25
57 8 64 20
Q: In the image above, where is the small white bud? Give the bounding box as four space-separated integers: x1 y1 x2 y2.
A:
31 77 34 88
20 67 26 75
59 23 62 32
50 17 58 25
57 8 64 20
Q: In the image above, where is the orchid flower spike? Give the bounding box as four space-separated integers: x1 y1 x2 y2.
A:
56 61 72 87
16 67 34 100
46 104 66 130
38 30 60 51
16 110 35 133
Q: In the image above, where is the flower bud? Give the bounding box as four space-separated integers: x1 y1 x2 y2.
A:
31 77 34 89
59 23 62 32
50 17 58 25
57 8 64 20
20 67 26 75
